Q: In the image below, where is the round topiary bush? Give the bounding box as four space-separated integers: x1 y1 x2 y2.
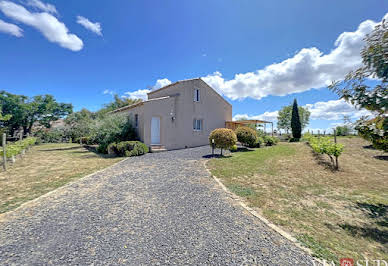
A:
209 128 237 155
235 126 258 147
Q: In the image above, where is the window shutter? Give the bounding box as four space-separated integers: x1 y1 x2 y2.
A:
193 119 196 130
197 89 200 102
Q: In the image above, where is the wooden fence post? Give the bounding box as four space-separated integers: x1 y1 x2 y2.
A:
2 133 6 171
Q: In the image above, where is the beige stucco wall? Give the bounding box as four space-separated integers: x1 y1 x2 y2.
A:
118 79 232 150
147 79 232 150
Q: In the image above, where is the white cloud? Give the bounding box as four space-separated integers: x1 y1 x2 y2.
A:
76 16 102 36
25 0 57 14
202 14 384 100
0 18 22 37
0 1 83 51
233 99 374 131
124 89 151 101
103 89 114 95
153 78 172 89
305 99 373 121
233 111 278 122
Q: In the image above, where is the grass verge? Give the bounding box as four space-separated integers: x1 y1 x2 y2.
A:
0 143 123 214
207 137 388 261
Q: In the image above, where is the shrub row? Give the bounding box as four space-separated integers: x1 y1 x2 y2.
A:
235 126 279 147
0 137 37 158
209 127 280 155
107 141 149 157
304 133 344 170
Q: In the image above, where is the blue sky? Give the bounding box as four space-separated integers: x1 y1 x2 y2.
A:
0 0 387 132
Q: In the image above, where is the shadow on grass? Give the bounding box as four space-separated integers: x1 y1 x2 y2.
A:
339 202 388 244
202 154 232 159
83 145 117 159
311 151 337 172
39 146 82 152
374 155 388 161
339 224 388 244
233 147 254 152
363 144 376 150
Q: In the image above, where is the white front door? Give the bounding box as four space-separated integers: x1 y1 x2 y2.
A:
151 117 160 144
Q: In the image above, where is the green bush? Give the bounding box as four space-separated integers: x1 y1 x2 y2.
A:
229 144 238 152
356 116 387 152
263 136 279 146
209 128 237 155
308 136 344 170
33 128 65 143
335 125 351 136
289 137 300 142
235 126 258 147
1 137 37 158
108 141 148 157
79 136 93 145
91 114 138 153
256 137 264 148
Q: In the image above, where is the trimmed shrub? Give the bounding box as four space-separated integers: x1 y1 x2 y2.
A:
256 137 264 147
108 141 148 157
209 128 237 155
263 136 279 146
229 144 238 152
235 126 258 147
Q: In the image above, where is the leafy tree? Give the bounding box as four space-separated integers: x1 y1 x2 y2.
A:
277 104 310 133
0 91 72 134
64 108 95 141
291 99 302 139
329 19 388 151
97 94 142 115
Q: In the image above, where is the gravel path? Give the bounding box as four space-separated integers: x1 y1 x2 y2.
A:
0 146 314 265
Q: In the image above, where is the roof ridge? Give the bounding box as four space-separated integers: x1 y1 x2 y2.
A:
147 78 201 95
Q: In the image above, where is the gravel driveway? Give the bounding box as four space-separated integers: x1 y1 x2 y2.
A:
0 146 314 265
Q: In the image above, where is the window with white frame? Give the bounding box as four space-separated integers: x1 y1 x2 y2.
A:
135 114 138 128
194 89 200 102
193 119 202 131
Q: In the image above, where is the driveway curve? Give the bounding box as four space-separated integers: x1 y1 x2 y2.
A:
0 146 313 265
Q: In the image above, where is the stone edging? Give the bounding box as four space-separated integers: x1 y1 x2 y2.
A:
203 160 322 264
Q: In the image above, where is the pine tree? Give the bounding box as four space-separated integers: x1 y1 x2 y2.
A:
291 99 302 139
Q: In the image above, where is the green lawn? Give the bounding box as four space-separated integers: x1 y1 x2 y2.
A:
207 137 388 262
0 143 123 214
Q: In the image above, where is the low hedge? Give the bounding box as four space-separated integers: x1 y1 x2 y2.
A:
107 141 149 157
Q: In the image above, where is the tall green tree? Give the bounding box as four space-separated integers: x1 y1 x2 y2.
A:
329 18 388 151
291 99 302 139
277 104 310 133
0 91 73 134
97 94 142 116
